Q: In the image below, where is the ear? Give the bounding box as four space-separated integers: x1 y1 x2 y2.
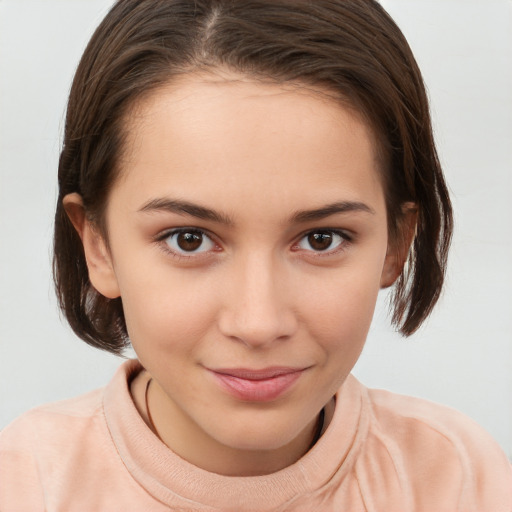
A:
380 202 417 288
63 193 121 299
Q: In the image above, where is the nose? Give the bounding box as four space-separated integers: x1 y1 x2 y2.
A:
218 251 298 349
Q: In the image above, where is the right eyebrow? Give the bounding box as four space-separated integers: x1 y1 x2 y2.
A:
138 197 233 225
290 201 375 223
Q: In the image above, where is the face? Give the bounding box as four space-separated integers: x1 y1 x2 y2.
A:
75 73 401 475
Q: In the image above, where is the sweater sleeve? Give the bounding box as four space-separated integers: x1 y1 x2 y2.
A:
449 410 512 511
0 413 46 512
367 388 512 512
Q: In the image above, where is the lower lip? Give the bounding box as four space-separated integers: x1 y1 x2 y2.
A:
210 370 304 402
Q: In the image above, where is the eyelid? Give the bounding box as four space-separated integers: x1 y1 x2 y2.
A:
153 226 353 259
291 228 353 255
155 227 221 258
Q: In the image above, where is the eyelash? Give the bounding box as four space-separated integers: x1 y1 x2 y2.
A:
291 228 352 257
155 227 353 259
155 228 220 260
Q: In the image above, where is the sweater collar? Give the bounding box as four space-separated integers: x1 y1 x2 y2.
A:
104 359 369 511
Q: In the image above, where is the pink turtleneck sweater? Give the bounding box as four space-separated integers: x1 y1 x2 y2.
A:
1 360 511 511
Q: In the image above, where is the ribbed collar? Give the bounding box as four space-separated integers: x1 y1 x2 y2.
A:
104 360 368 511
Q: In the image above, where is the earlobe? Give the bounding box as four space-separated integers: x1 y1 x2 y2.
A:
380 202 417 288
62 193 121 299
380 246 404 288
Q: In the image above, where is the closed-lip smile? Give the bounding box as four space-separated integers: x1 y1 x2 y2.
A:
207 366 307 401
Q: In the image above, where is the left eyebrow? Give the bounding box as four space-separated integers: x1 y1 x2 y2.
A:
138 198 233 225
291 201 375 223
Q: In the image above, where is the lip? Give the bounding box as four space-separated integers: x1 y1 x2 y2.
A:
208 367 306 402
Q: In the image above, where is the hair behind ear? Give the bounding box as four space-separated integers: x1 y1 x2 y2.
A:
381 203 417 289
390 184 453 336
53 199 128 354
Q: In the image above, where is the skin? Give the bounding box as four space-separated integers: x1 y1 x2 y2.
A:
65 72 412 477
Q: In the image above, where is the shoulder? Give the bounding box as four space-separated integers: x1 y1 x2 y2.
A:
366 385 498 447
0 359 140 450
0 389 106 510
0 361 146 510
360 384 512 510
0 387 105 460
1 387 104 446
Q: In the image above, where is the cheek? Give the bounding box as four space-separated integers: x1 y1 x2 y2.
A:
117 263 220 353
299 260 384 355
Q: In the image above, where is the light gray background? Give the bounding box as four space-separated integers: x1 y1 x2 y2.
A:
1 0 511 459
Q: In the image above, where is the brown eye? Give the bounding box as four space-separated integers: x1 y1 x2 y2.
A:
296 230 346 252
164 229 215 253
308 232 334 251
177 232 203 251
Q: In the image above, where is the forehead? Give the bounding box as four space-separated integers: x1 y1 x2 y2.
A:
112 72 385 220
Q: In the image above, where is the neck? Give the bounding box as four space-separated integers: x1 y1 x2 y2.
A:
144 377 329 476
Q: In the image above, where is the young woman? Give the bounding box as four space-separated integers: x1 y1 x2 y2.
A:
1 1 510 510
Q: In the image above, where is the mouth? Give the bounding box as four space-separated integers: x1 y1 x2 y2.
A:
207 367 307 402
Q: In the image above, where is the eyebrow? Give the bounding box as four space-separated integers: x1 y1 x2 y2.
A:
291 201 375 222
138 197 375 225
139 198 233 225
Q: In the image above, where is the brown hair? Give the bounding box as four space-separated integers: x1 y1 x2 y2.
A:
54 0 453 354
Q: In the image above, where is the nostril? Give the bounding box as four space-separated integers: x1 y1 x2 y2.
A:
218 303 298 348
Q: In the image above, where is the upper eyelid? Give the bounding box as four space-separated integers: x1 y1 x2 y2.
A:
291 228 352 254
155 226 351 238
154 226 352 253
294 227 353 242
156 227 218 251
155 226 215 241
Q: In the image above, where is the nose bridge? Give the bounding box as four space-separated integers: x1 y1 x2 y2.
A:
219 249 296 347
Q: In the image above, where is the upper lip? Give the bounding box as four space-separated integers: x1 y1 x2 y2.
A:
209 367 306 380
